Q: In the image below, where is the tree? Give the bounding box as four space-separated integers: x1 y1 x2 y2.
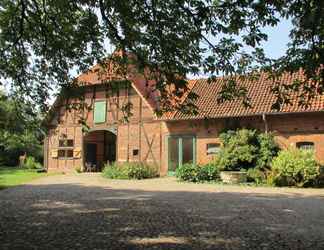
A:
0 0 323 115
0 90 43 166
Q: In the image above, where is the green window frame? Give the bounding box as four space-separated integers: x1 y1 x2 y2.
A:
166 135 196 176
94 101 106 124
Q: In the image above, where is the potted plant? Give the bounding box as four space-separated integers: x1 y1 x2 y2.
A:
216 129 259 184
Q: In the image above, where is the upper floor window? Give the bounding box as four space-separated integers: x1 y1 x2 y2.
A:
94 101 106 123
296 141 314 150
206 143 221 155
59 139 74 147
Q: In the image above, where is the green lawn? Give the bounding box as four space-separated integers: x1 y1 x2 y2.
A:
0 167 48 190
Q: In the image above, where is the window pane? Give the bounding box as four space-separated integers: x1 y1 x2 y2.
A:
59 139 74 147
94 101 106 123
169 137 179 171
59 140 65 147
66 150 73 158
207 143 221 155
58 150 66 158
67 140 74 147
296 142 314 150
182 137 193 164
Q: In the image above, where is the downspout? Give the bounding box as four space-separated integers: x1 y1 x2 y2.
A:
262 113 268 134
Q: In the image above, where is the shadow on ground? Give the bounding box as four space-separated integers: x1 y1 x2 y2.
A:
0 182 324 250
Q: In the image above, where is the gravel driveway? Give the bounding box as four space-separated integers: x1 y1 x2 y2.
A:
1 174 324 250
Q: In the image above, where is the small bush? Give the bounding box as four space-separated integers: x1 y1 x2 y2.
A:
256 133 279 170
102 162 158 180
75 166 82 173
217 129 259 171
217 129 279 172
247 168 266 184
23 156 42 169
176 163 220 182
197 163 220 182
176 164 200 182
102 163 128 179
270 148 319 187
314 166 324 187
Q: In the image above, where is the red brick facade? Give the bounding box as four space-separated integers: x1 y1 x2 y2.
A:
162 112 324 175
44 66 324 175
44 84 167 173
44 81 324 175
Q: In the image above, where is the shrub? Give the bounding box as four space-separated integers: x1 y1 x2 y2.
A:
217 129 259 171
314 166 324 187
176 164 200 182
247 168 266 184
23 156 42 169
75 165 82 173
176 163 220 182
217 129 279 172
102 163 128 179
256 133 279 170
126 163 158 179
197 163 220 182
270 148 319 187
102 162 158 180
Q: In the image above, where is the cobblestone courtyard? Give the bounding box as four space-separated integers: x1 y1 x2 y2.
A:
1 174 324 250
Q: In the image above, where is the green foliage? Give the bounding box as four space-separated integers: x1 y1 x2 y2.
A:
0 91 43 166
270 148 319 187
197 163 220 182
246 168 266 184
74 166 82 173
0 1 322 113
217 129 278 171
0 167 47 189
176 164 200 182
23 156 42 169
256 133 280 170
176 163 220 183
102 162 158 180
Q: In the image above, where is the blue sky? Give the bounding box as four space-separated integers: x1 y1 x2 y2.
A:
260 18 292 59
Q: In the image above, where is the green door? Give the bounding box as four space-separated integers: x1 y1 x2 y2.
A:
168 135 196 176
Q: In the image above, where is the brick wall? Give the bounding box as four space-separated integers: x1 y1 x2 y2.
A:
45 82 324 175
164 112 324 173
45 84 163 173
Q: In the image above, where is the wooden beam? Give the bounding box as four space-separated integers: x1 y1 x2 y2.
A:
139 97 142 161
141 123 158 166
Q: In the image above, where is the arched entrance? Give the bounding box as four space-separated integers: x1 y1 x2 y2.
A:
83 129 116 171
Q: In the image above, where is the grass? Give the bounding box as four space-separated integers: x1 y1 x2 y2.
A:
0 167 49 190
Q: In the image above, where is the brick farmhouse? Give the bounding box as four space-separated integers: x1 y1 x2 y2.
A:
44 64 324 175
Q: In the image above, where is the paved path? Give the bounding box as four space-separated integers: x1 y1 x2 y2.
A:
1 174 324 250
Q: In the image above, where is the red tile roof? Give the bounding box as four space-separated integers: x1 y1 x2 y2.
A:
168 70 324 120
75 62 324 121
76 61 159 112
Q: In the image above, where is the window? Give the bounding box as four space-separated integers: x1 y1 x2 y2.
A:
206 143 221 155
66 149 74 158
296 142 314 150
59 139 74 147
58 149 73 159
58 150 66 158
57 139 74 159
133 149 139 156
94 101 106 123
